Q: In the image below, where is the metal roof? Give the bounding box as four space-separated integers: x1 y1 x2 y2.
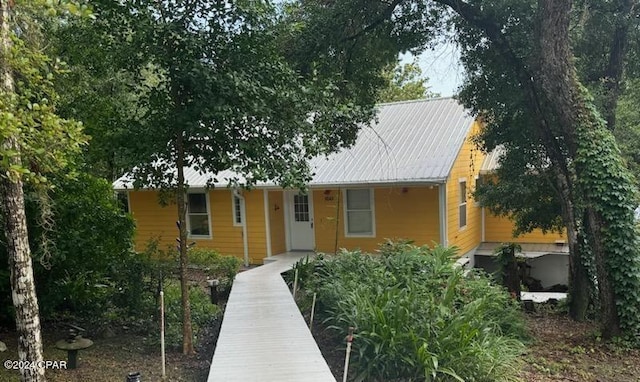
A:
309 98 475 185
114 97 475 190
479 145 504 174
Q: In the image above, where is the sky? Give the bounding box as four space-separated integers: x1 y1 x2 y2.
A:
401 40 465 97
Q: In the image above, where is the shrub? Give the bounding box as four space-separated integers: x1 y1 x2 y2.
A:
304 242 527 382
155 280 221 350
188 248 242 290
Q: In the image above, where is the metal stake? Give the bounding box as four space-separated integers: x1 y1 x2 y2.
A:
309 293 317 330
292 268 299 299
160 290 166 378
343 327 355 382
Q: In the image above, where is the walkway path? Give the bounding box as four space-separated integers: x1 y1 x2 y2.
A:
207 252 337 382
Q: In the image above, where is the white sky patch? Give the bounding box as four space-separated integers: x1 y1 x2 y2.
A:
401 40 464 97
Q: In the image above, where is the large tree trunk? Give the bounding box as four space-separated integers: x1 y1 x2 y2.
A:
175 133 194 355
1 2 46 381
556 171 591 320
436 0 640 337
537 0 634 338
600 0 635 132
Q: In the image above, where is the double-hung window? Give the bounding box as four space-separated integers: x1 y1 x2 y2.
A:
344 189 375 237
187 193 211 237
459 180 467 229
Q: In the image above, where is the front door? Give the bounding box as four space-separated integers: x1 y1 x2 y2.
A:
287 191 315 250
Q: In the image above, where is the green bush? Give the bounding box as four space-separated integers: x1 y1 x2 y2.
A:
0 173 140 324
304 243 527 382
156 280 221 350
188 248 242 290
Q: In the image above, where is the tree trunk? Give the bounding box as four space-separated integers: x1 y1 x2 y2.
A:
600 0 634 132
537 0 634 337
556 171 591 320
1 1 46 381
500 245 521 300
175 133 194 354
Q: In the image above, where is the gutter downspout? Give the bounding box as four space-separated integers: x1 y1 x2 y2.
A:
263 189 272 258
233 189 250 267
481 207 486 242
438 183 448 246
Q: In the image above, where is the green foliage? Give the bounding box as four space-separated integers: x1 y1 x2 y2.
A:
157 280 220 350
615 81 640 185
305 243 526 381
0 173 138 322
188 248 242 289
378 59 438 102
0 0 87 185
573 92 640 340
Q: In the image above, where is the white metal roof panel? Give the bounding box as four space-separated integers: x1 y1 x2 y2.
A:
113 98 475 190
309 98 475 185
479 145 504 174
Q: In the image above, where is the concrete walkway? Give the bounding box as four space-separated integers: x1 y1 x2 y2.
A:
207 252 337 382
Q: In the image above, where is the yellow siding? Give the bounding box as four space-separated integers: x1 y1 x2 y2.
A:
129 191 178 255
313 186 440 253
244 190 267 264
268 190 286 255
446 121 483 255
129 189 267 264
484 212 566 243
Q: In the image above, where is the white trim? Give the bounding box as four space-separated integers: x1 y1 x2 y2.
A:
458 178 467 230
231 193 242 227
284 190 316 250
233 189 250 267
481 207 486 242
186 191 212 239
126 190 131 213
342 188 376 238
438 184 448 246
473 175 481 207
283 192 291 251
263 189 272 258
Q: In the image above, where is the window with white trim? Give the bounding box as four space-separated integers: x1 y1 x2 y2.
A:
344 189 375 236
232 195 242 226
187 193 210 237
459 180 467 229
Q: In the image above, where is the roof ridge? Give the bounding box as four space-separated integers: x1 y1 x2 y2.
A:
377 96 456 107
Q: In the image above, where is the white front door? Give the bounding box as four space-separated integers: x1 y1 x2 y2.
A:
287 191 315 250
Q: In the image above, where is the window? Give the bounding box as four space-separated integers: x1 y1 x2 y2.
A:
344 189 375 237
187 193 210 237
116 192 129 213
474 175 483 206
459 180 467 229
232 195 242 226
293 194 310 222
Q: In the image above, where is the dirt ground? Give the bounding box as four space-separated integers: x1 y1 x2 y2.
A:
519 313 640 382
0 318 220 382
2 296 639 381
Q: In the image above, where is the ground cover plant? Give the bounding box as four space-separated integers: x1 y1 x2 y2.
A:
294 241 528 382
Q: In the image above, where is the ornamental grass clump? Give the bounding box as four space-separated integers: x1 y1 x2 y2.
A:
306 242 527 382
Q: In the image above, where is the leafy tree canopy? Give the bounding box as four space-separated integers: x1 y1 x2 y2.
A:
378 59 439 102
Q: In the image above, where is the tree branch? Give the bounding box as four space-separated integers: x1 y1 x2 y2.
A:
340 0 403 42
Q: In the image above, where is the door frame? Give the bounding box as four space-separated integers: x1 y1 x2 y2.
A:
284 190 316 251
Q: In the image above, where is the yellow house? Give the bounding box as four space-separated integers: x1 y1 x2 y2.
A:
114 98 567 286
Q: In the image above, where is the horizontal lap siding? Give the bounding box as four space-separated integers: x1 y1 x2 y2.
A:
313 186 440 253
129 191 178 255
244 190 267 264
484 212 566 243
268 191 286 255
129 189 267 264
446 121 483 255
